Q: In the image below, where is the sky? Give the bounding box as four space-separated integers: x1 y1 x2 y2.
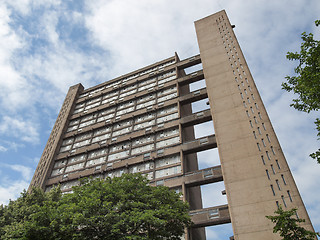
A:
0 0 319 239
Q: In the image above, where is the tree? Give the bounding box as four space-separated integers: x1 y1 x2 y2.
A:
266 207 319 240
282 20 320 163
0 173 191 240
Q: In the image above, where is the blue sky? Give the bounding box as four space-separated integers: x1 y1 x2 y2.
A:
0 0 319 239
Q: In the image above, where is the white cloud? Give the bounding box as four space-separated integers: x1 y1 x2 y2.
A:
0 116 39 143
0 180 29 205
0 145 7 152
7 164 33 181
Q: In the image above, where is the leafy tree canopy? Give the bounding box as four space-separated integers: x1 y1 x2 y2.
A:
0 174 191 240
282 20 320 163
266 207 319 240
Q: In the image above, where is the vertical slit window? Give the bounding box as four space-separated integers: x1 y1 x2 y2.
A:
281 174 287 185
281 195 287 207
262 123 266 130
276 179 281 190
235 77 238 82
244 89 248 95
255 103 259 109
248 86 252 92
237 84 241 90
266 151 271 160
271 146 276 155
266 134 271 143
257 143 261 151
246 110 250 117
271 164 275 174
243 101 247 108
250 106 254 113
258 112 262 119
253 131 257 139
276 201 280 209
271 185 275 196
261 155 266 165
251 93 255 100
262 139 266 147
249 120 253 128
257 127 261 134
276 160 280 169
266 170 270 180
287 191 293 202
254 116 258 124
240 92 243 99
247 98 251 104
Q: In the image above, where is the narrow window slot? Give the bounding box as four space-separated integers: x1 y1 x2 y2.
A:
275 160 280 169
257 143 261 151
257 127 261 135
287 191 293 202
266 170 270 180
253 131 257 139
266 134 271 143
262 123 266 130
266 151 271 160
262 139 266 147
249 120 253 128
276 201 279 209
281 174 287 185
271 164 275 174
261 155 266 165
271 185 275 196
271 146 276 155
281 195 287 207
276 179 281 190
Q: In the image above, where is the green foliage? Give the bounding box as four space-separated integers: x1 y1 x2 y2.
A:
0 173 191 240
266 207 319 240
282 20 320 163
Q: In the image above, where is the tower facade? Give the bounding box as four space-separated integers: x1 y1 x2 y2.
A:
29 10 314 240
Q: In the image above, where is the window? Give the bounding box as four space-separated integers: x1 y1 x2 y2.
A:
271 146 276 155
266 170 270 180
276 179 281 190
271 185 275 196
266 134 271 143
271 164 275 174
261 155 266 165
281 174 287 185
257 143 261 151
266 151 271 160
276 160 280 169
287 191 293 202
253 131 257 139
281 195 287 207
